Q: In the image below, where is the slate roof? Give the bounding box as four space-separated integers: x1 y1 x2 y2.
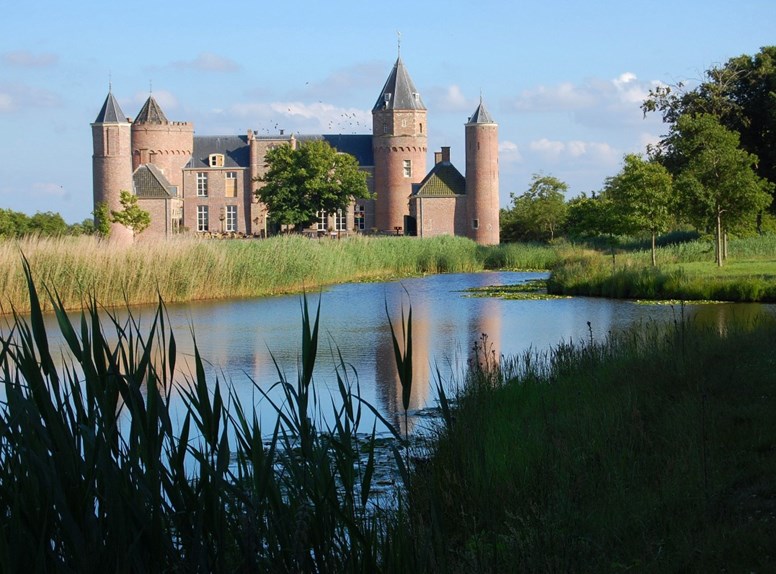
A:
413 162 466 197
133 164 176 198
187 136 250 168
134 96 169 124
373 57 426 112
94 91 127 123
297 134 374 166
467 98 496 125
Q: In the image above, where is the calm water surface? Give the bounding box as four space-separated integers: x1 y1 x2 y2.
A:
31 271 776 433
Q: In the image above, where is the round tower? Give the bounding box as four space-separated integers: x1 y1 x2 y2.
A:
92 90 134 243
465 98 500 245
131 95 193 190
372 57 427 234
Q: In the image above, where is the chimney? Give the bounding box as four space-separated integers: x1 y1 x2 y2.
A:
441 146 451 163
434 151 442 164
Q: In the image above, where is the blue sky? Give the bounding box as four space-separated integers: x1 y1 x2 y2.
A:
1 0 774 223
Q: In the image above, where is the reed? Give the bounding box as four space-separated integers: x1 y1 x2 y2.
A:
0 259 413 572
0 234 497 314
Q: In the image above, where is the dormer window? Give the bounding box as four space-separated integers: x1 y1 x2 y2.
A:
384 93 391 103
208 153 225 167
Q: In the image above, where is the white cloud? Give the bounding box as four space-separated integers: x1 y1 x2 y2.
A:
0 93 12 112
2 50 58 68
508 72 665 129
292 61 385 101
499 140 522 163
170 52 239 73
0 83 60 112
528 138 619 164
439 84 471 112
228 100 371 134
32 182 67 198
511 82 597 112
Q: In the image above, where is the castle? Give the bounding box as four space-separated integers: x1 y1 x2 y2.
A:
92 57 500 245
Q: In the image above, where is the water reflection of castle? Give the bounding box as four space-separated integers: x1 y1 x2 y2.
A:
375 297 501 434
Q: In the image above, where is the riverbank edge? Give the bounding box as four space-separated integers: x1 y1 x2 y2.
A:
0 235 559 315
405 313 776 571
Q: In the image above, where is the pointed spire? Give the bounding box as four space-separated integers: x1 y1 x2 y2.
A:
373 56 426 112
467 96 496 125
94 90 127 123
134 95 169 124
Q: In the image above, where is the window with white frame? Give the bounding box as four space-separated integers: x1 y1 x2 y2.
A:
196 172 208 197
316 209 327 231
403 160 411 178
209 154 225 167
225 205 237 232
197 205 209 231
335 208 347 231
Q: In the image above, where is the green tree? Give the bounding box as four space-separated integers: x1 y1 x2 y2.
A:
0 209 30 237
28 211 69 237
254 140 370 231
605 154 674 265
110 191 150 239
672 114 772 266
93 202 111 239
643 46 776 209
501 174 568 242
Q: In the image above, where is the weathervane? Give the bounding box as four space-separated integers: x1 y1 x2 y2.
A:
397 31 401 56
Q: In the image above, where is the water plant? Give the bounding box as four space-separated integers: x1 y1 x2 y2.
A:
0 259 407 572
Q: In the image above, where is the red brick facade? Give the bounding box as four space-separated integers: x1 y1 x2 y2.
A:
92 58 499 245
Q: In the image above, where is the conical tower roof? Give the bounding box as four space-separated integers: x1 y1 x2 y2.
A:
372 57 426 112
94 90 127 123
134 95 169 124
467 98 496 125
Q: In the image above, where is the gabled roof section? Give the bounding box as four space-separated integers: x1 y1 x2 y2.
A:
413 162 466 197
187 135 250 168
467 98 496 125
133 164 176 198
373 57 426 112
134 95 169 124
297 134 375 167
94 91 127 124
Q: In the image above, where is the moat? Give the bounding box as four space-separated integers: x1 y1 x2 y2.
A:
34 271 776 433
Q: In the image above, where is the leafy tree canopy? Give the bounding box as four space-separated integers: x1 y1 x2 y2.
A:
605 154 674 265
501 174 568 242
110 191 150 238
672 114 772 265
0 208 89 238
254 140 370 230
643 46 776 206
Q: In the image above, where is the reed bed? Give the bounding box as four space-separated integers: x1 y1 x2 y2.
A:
0 262 416 572
0 234 495 314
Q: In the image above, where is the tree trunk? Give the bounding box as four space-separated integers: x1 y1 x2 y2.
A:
723 230 728 260
651 231 657 267
715 211 723 267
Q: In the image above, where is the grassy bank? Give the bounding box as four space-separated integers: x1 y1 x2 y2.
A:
0 235 562 314
548 235 776 301
407 314 776 572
